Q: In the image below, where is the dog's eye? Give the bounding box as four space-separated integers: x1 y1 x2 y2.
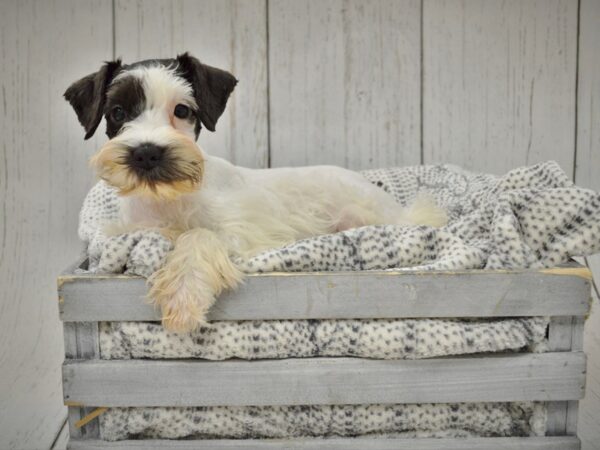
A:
110 106 126 123
174 104 191 119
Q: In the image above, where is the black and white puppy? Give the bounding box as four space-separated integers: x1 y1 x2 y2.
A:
65 53 447 332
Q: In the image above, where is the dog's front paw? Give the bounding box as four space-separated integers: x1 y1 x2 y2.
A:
146 227 244 333
148 266 214 333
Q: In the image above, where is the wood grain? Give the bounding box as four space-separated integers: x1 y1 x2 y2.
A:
66 436 582 450
58 268 591 322
422 0 578 175
114 0 268 168
63 322 101 440
0 1 112 448
546 401 569 436
548 317 574 352
546 316 575 435
62 352 586 407
546 315 588 437
575 1 600 445
268 0 421 169
575 0 600 192
63 322 100 360
578 260 600 450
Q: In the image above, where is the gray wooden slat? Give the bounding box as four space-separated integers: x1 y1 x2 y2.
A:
67 436 581 450
58 268 592 322
571 317 585 352
566 400 579 436
546 316 580 436
268 0 421 169
0 1 112 448
63 323 79 362
422 0 578 174
63 323 100 360
548 317 574 352
546 401 568 436
64 322 101 441
68 408 96 442
114 0 268 168
62 353 585 407
578 273 600 450
565 318 585 436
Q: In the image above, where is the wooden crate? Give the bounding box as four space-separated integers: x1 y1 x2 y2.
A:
57 258 592 449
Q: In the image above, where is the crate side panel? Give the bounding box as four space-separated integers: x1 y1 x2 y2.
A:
63 353 586 407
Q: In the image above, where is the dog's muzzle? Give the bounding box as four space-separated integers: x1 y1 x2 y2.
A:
90 129 205 199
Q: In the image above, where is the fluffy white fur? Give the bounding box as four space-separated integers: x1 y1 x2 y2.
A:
97 64 448 332
115 154 447 332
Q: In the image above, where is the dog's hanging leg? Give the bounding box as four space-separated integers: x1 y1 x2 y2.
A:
147 228 243 333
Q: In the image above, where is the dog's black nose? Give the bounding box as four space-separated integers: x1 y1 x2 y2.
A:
131 144 164 170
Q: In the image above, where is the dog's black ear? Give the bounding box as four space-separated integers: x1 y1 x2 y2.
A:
64 60 122 140
176 53 237 132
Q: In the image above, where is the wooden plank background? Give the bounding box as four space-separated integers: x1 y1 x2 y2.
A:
574 1 600 449
113 0 269 168
0 1 113 449
0 0 598 448
422 0 578 174
268 0 422 169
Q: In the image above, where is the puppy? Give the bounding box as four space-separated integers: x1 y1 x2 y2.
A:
65 53 447 332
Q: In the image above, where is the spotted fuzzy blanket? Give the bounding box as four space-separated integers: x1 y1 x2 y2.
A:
80 161 600 276
78 161 599 441
99 317 548 360
100 402 547 441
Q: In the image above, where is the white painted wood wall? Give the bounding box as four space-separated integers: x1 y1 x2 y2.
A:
0 1 598 448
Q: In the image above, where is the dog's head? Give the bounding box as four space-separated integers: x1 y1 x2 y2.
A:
64 53 237 199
